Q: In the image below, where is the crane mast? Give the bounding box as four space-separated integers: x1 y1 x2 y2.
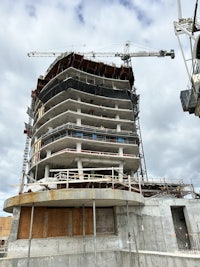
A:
174 0 200 117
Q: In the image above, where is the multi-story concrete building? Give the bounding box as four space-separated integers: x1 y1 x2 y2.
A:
28 52 140 188
1 53 200 267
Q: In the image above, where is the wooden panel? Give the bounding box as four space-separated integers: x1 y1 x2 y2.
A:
96 208 115 234
0 217 12 237
32 207 46 238
17 207 115 239
47 208 68 237
85 208 93 235
72 208 83 236
17 207 31 239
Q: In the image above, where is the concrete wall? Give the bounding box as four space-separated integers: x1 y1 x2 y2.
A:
2 197 200 266
7 235 120 258
1 251 200 267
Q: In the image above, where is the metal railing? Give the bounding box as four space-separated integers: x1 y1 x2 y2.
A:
42 127 137 148
51 148 138 158
25 169 141 193
0 245 7 258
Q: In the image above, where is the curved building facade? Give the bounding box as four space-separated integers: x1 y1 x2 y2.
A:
24 53 141 193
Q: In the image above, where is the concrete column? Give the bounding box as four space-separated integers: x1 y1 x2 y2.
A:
8 207 21 242
77 159 83 169
116 114 120 120
76 143 83 179
115 103 118 109
118 147 123 156
44 165 50 178
76 142 82 152
77 97 81 102
119 162 124 182
46 150 51 157
76 117 81 126
131 170 135 177
28 171 35 183
77 108 81 113
77 159 84 179
117 124 121 132
29 171 34 179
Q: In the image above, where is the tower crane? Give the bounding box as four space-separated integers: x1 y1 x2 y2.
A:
27 42 175 67
174 0 200 117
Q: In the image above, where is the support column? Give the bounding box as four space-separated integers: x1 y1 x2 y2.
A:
76 142 82 152
77 160 83 179
117 124 121 132
76 117 81 126
46 150 51 157
76 143 83 179
118 147 123 156
44 165 50 178
8 207 21 242
35 163 38 181
29 171 34 182
77 159 83 171
119 161 124 182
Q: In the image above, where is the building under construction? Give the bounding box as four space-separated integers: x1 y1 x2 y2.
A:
1 51 200 267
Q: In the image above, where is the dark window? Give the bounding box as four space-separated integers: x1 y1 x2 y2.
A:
171 206 191 250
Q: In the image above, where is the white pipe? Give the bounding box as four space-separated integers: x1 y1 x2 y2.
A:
177 0 182 19
27 204 34 267
93 200 97 266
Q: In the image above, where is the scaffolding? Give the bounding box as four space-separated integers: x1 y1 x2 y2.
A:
24 167 193 198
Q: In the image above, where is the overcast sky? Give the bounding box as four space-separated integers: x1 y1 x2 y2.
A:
1 0 200 216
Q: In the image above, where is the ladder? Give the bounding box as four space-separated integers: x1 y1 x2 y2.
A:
19 93 34 193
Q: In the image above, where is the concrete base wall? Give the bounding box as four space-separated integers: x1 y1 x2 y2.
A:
7 236 121 258
1 251 200 267
3 197 200 266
